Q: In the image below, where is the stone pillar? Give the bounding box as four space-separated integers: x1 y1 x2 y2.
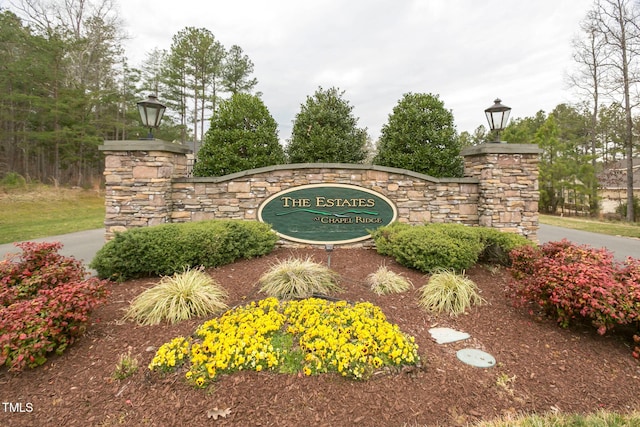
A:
98 140 191 240
461 143 542 241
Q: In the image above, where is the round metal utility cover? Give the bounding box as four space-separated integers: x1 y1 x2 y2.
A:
456 348 496 368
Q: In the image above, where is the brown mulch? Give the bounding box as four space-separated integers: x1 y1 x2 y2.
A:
1 247 639 427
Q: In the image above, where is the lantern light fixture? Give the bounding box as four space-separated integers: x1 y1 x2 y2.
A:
137 94 166 140
484 98 511 142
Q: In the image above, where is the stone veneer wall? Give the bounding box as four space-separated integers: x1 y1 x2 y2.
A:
461 144 541 235
99 141 190 235
99 141 541 245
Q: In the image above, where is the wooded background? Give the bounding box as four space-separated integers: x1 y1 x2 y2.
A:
1 1 257 187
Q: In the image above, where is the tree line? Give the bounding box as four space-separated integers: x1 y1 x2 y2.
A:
0 0 257 187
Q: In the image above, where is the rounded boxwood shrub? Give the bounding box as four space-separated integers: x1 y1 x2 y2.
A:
476 227 534 265
369 221 409 256
90 220 278 281
391 224 483 272
371 222 532 273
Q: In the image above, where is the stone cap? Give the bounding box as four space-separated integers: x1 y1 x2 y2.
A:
461 143 542 156
99 140 192 154
174 163 478 184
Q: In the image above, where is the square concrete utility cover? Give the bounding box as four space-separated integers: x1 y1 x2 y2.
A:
428 327 470 344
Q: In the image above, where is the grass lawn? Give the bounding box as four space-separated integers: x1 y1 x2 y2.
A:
0 186 105 244
539 214 640 239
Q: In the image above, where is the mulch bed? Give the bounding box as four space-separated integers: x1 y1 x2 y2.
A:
1 247 639 426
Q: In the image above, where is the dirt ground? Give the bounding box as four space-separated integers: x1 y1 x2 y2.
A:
1 247 639 426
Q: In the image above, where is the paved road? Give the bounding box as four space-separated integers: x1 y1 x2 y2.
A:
0 224 638 265
537 224 639 261
0 229 106 266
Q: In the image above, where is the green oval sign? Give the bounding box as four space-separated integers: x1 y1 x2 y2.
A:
258 184 397 245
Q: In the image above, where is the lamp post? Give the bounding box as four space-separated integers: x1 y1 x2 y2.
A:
137 94 166 140
484 98 511 142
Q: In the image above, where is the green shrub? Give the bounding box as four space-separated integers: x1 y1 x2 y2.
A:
371 222 532 272
258 257 341 299
372 223 483 273
0 172 27 187
90 220 278 281
476 227 534 265
125 267 228 325
616 197 640 222
418 269 484 316
369 221 410 256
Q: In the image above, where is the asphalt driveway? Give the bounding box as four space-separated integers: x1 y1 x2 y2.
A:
0 228 106 266
537 224 639 261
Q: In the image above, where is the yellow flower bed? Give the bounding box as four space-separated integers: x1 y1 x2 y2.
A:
149 297 420 387
148 336 190 373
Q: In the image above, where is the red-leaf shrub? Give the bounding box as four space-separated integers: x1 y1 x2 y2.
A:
616 258 640 360
0 242 109 371
508 239 640 337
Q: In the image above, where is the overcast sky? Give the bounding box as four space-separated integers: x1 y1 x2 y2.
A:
118 0 592 141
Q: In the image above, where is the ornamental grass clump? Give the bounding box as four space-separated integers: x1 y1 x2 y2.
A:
125 267 228 325
418 269 484 316
149 297 421 388
258 257 341 299
366 265 413 295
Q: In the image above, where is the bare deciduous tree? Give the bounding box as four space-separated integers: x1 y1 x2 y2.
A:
569 9 610 212
591 0 640 221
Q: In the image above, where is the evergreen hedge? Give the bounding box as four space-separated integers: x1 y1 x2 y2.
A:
90 220 278 281
371 222 533 273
